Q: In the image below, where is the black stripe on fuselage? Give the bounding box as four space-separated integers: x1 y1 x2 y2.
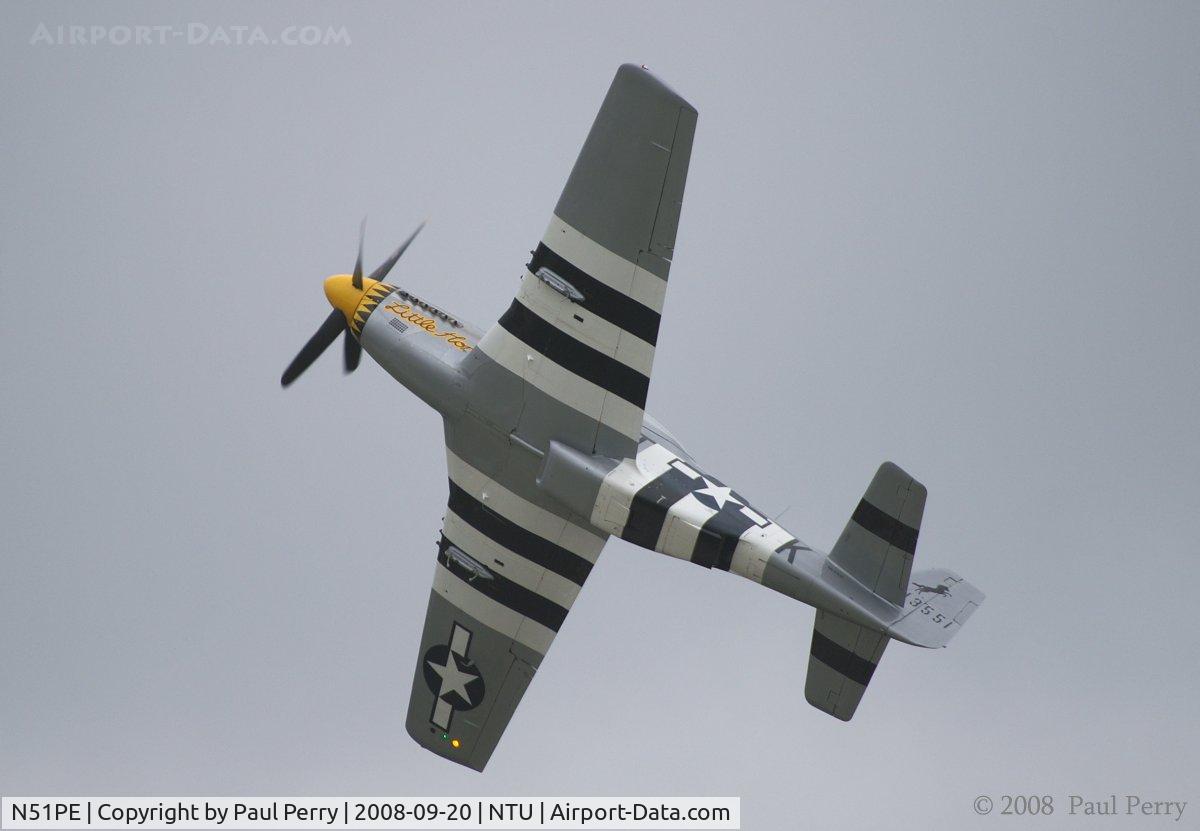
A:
810 631 878 687
437 534 568 632
447 481 593 586
851 498 919 555
497 300 650 409
621 463 700 550
690 529 722 569
699 502 761 571
528 243 661 345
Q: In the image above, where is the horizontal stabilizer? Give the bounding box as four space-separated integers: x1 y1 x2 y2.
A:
829 462 925 606
888 568 985 648
805 610 888 721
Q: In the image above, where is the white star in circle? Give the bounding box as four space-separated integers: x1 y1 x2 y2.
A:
693 477 742 511
427 653 478 705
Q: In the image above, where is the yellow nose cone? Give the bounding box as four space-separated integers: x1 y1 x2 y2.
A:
323 274 379 325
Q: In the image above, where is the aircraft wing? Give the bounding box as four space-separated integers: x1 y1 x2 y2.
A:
462 63 697 460
405 64 696 770
404 449 607 770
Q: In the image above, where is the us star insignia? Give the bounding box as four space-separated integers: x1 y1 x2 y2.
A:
692 477 743 512
423 623 485 730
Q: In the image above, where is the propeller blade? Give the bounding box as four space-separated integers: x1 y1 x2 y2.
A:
367 220 426 284
352 216 367 289
343 329 362 374
280 309 346 387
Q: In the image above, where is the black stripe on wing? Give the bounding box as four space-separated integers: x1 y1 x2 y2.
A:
497 301 650 409
528 243 661 345
447 481 593 586
437 534 568 632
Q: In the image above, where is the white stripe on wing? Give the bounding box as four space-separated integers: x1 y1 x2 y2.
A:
477 325 643 443
432 563 556 655
542 214 667 312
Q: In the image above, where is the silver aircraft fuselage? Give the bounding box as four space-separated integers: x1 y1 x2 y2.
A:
356 282 930 645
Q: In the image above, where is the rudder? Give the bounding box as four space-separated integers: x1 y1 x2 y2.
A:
890 568 985 648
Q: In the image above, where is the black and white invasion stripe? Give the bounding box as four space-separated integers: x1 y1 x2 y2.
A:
526 243 662 346
495 300 650 410
598 442 800 576
472 215 669 453
435 450 606 656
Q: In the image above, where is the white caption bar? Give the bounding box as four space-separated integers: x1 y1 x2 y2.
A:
1 798 739 830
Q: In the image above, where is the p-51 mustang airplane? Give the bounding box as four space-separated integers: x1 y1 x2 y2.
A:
281 64 984 771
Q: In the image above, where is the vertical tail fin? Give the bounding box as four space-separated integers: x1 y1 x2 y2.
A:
890 568 986 648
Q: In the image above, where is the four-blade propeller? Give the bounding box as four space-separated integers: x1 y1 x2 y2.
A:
280 220 424 387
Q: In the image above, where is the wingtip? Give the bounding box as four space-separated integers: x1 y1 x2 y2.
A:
613 62 695 114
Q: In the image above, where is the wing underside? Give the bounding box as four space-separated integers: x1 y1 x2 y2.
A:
406 64 697 770
405 449 606 770
462 64 697 460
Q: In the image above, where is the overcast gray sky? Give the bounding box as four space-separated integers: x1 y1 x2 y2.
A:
2 2 1198 828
